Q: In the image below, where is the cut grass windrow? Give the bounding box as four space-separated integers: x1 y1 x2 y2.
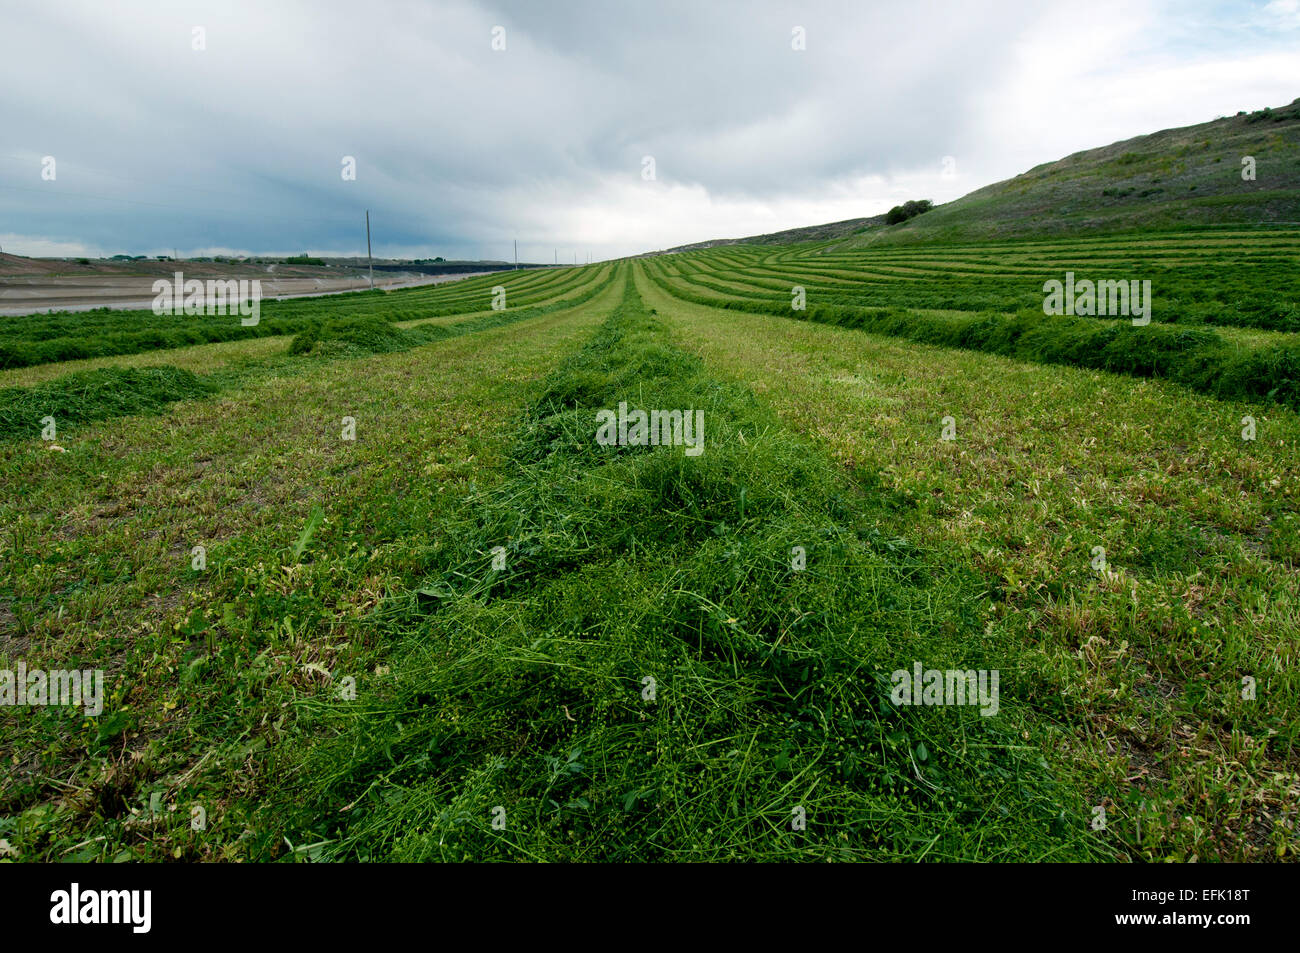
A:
0 262 613 370
643 258 1300 410
0 266 620 442
259 279 1114 861
635 262 1300 861
0 275 621 861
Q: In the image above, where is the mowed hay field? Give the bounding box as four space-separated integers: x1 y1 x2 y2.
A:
1 232 1297 862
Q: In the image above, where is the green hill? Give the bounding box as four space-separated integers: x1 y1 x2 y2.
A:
672 98 1300 251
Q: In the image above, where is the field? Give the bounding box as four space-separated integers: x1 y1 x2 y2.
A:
1 231 1297 862
0 263 602 374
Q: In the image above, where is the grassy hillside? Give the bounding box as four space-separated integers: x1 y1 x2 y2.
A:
865 99 1300 245
670 99 1300 252
665 215 887 252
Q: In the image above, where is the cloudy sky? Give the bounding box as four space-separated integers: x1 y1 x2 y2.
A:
1 0 1297 262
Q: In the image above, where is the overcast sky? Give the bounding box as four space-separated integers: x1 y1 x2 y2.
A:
1 0 1297 262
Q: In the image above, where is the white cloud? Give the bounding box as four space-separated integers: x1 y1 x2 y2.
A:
1263 0 1300 28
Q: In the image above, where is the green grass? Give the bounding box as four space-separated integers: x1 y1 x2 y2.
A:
255 279 1111 861
0 367 218 440
0 263 610 369
0 266 619 442
636 263 1300 861
642 230 1300 407
0 273 622 861
2 234 1297 863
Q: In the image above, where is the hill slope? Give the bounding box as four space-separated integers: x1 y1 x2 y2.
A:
672 99 1300 251
665 214 887 252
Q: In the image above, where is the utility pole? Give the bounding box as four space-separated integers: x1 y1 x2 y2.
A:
514 239 518 270
554 248 557 266
365 210 373 290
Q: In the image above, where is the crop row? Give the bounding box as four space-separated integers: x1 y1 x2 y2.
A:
661 231 1300 332
641 257 1300 408
0 263 610 369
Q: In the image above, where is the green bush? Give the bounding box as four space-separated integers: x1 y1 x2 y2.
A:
885 199 933 225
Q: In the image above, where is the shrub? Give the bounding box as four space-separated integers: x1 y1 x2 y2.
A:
885 199 934 225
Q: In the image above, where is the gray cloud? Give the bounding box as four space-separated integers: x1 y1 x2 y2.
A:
1 0 1295 260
